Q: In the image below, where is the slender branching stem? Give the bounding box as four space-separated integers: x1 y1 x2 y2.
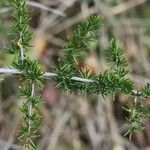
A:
0 68 94 83
28 83 34 134
18 32 24 65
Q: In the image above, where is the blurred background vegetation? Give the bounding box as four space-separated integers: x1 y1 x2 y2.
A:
0 0 150 150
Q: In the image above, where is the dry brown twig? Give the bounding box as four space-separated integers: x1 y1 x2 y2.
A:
46 111 71 150
0 1 66 16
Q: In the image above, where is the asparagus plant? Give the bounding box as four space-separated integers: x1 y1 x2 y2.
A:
8 0 43 149
0 0 149 148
